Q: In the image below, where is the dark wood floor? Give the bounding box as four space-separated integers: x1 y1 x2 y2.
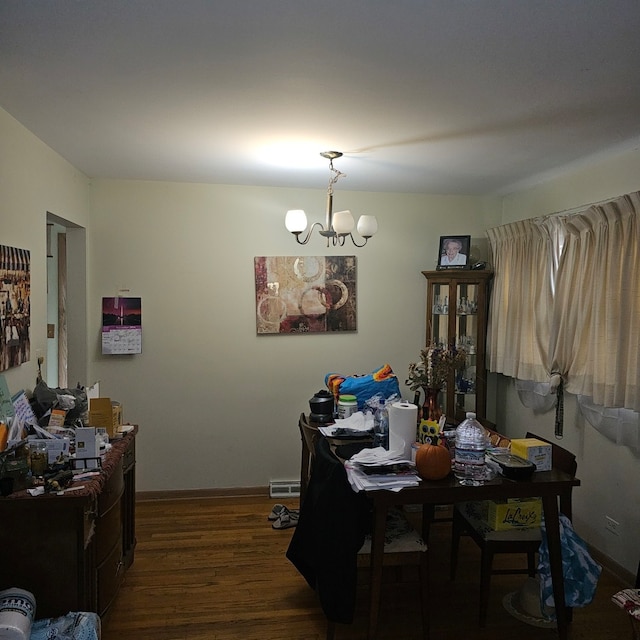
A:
101 495 634 640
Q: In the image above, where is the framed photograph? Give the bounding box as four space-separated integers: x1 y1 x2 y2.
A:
436 235 470 270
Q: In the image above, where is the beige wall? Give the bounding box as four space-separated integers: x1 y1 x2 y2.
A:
0 108 89 396
498 143 640 577
86 180 498 492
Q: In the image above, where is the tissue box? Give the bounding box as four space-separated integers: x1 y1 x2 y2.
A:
510 438 552 471
89 398 122 438
487 498 542 530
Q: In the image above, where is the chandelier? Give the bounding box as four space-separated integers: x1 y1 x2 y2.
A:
285 151 378 247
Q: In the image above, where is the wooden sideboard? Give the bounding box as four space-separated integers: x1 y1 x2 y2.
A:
0 427 137 619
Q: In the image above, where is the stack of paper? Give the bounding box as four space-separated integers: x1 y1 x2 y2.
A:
318 411 374 437
345 447 419 492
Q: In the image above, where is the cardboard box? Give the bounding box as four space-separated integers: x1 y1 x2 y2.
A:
510 437 552 471
487 498 542 531
88 398 123 438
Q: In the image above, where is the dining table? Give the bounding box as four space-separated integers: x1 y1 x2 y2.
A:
287 429 580 640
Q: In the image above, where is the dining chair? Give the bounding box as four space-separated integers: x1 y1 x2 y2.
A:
298 413 321 508
296 413 430 639
449 431 577 627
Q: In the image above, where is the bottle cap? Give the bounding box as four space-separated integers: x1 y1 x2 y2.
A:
339 394 357 402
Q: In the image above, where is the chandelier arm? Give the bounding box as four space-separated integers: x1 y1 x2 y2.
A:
293 221 327 245
346 233 368 248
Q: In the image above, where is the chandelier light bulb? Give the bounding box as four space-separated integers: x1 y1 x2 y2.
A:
332 210 355 234
285 209 308 233
357 215 378 238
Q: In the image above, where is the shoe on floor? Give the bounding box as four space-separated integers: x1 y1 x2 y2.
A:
268 504 288 521
272 510 299 530
268 504 299 521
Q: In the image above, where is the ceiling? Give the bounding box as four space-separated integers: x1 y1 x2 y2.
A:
2 0 640 195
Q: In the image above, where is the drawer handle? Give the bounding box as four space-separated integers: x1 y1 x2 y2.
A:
116 561 125 576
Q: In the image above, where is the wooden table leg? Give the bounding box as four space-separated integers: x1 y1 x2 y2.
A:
367 503 388 640
542 494 568 640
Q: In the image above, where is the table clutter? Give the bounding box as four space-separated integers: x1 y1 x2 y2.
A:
307 364 546 499
0 374 132 498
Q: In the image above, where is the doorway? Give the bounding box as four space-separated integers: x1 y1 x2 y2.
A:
46 213 87 388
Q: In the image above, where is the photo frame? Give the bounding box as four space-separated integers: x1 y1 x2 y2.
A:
436 235 471 270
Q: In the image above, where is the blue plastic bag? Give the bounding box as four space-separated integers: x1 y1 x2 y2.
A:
538 513 602 613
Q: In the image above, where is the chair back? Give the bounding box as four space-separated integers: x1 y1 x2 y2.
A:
525 431 577 518
298 413 322 506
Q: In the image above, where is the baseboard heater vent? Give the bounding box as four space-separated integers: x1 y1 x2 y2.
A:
269 480 301 499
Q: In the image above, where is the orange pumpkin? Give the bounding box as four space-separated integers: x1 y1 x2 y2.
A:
415 443 452 480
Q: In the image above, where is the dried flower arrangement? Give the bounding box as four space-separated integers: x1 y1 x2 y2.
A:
406 342 467 390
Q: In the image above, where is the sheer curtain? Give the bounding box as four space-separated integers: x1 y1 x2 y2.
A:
487 191 640 448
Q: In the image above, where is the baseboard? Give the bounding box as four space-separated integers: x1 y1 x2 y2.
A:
588 544 636 587
136 486 270 502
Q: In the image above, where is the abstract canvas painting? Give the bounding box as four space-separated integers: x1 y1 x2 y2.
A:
254 256 357 334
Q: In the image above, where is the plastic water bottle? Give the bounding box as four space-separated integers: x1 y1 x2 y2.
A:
454 412 488 486
374 400 389 449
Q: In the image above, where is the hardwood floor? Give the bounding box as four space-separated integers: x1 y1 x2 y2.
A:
102 495 634 640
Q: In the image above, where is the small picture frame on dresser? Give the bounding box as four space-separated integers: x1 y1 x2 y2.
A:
436 235 470 270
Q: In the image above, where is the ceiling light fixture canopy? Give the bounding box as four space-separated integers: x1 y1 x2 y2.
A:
285 151 378 247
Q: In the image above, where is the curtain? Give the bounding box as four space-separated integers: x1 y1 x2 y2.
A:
486 190 640 444
486 218 553 382
550 192 640 411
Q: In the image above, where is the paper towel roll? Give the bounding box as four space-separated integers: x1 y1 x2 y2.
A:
388 401 418 460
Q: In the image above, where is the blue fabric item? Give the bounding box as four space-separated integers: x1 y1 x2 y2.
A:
538 513 602 614
325 364 401 410
30 612 100 640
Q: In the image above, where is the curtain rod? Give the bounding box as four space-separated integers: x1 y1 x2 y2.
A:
547 193 627 218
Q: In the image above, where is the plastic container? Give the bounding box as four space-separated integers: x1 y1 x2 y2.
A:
373 400 389 449
28 441 48 477
454 412 488 486
0 587 36 640
337 394 358 419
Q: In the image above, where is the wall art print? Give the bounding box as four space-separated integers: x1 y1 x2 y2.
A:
0 245 31 371
254 256 357 334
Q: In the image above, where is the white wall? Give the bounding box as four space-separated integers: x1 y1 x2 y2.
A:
0 108 89 398
86 179 499 492
498 142 640 577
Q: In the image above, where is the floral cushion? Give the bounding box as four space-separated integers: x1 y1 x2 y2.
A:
612 589 640 621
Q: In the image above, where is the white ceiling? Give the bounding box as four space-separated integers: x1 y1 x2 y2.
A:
2 0 640 195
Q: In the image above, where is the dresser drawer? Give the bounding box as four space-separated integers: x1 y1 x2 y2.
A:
98 457 124 516
95 497 122 565
97 536 124 616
